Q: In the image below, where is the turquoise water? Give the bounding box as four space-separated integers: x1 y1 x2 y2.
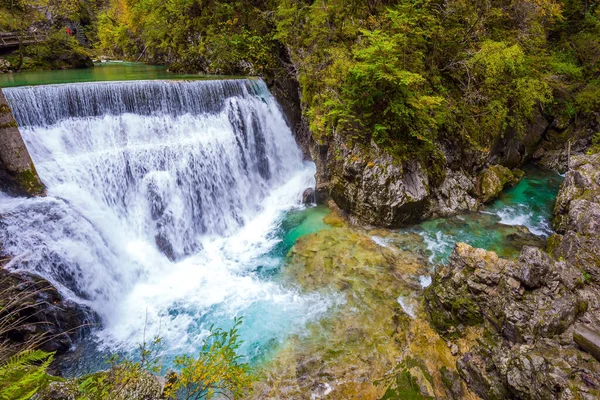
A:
407 167 563 265
63 204 332 376
0 62 239 88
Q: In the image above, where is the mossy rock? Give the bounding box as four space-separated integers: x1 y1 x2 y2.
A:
477 165 524 203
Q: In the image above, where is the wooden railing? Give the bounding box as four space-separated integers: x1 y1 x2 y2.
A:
0 32 47 49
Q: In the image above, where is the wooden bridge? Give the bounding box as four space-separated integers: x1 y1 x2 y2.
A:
0 32 47 49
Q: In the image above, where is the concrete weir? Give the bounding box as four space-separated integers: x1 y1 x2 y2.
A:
0 89 44 196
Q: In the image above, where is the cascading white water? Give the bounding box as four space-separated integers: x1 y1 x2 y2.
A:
1 79 336 360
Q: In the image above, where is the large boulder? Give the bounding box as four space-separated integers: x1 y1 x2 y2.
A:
425 243 585 342
429 169 479 217
476 165 524 203
327 137 430 226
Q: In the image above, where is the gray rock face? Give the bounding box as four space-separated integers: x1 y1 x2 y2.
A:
551 153 600 281
429 170 479 217
533 114 599 172
327 137 430 226
425 241 600 399
425 243 585 343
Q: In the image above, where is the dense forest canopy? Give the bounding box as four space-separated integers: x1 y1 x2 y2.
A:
86 0 600 164
1 0 598 163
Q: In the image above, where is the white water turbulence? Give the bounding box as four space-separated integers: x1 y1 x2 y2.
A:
1 79 336 362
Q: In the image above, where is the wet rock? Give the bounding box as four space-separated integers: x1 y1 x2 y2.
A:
0 268 96 357
301 187 315 205
476 165 524 203
258 227 474 399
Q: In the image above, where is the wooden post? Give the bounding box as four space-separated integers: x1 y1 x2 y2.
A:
567 139 571 171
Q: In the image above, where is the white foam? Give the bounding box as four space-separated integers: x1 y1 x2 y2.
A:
419 275 432 288
1 80 335 358
371 235 389 248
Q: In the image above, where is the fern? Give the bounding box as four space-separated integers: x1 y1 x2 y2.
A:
0 349 54 400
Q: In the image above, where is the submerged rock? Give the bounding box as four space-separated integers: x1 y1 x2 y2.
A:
255 225 475 399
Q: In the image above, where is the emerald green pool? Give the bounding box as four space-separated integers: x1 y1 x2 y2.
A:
0 62 235 88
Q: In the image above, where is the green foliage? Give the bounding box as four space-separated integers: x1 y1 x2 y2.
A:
0 349 54 400
164 317 254 400
588 132 600 155
96 0 280 76
95 0 600 161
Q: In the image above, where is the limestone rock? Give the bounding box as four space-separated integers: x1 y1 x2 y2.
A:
430 169 479 217
328 138 430 226
574 325 600 362
459 341 600 400
551 153 600 281
426 243 585 343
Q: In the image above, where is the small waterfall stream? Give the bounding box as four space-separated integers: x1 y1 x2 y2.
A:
0 79 335 361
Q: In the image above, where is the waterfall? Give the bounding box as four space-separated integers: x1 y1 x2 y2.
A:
0 79 334 358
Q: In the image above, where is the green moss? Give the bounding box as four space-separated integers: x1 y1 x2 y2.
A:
16 165 44 196
380 366 434 400
450 296 484 326
0 121 18 129
0 104 11 114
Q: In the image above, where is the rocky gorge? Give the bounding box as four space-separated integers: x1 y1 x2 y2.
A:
424 153 600 399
